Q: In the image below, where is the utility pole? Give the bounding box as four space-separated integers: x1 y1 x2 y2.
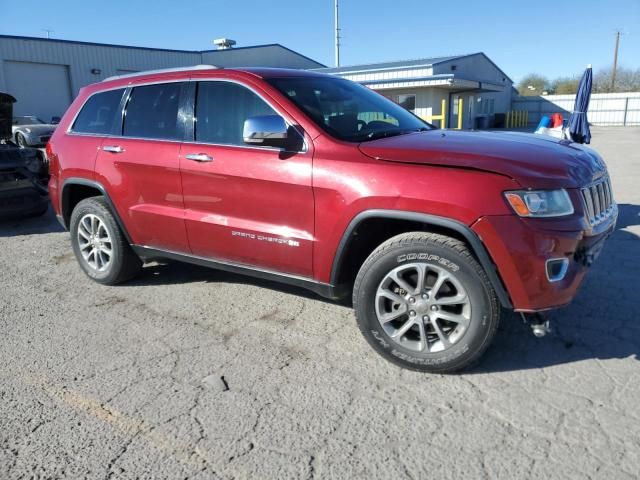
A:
334 0 341 67
610 30 621 92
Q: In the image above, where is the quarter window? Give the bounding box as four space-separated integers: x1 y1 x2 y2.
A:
195 81 277 146
72 89 124 135
123 83 183 140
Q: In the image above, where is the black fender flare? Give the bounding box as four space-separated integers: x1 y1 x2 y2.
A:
330 209 512 309
60 177 133 244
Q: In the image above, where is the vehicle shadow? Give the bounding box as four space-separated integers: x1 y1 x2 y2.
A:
474 203 640 373
126 260 347 306
0 205 65 237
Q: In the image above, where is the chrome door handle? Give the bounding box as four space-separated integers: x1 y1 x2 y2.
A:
102 145 125 153
185 153 213 162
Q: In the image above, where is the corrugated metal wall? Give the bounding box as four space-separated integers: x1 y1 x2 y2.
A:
433 55 513 115
201 46 322 69
0 36 324 119
0 37 202 97
512 92 640 126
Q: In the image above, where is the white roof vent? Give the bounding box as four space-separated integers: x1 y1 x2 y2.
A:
213 38 236 50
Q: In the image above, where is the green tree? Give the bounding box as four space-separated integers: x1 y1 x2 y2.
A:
550 76 581 95
516 74 550 96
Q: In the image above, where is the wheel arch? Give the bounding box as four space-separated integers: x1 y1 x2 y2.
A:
60 178 133 244
330 209 512 309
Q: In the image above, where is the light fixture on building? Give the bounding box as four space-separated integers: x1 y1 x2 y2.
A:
91 68 101 75
213 38 236 50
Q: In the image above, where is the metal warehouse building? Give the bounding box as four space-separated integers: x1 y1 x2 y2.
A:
0 35 325 122
318 53 514 129
0 35 514 130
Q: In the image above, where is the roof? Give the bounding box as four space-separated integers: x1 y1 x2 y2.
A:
235 67 330 78
97 66 332 90
102 66 330 83
0 35 326 68
316 52 513 83
317 54 465 74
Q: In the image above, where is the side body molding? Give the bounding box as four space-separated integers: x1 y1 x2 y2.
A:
330 209 513 309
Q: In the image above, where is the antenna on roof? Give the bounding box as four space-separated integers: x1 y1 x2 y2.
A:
214 38 236 50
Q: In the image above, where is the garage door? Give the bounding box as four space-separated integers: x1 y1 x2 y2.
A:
3 61 72 122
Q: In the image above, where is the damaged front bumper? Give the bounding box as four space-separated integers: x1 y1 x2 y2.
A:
472 207 617 312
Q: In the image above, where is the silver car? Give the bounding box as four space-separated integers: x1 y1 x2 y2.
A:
12 116 57 147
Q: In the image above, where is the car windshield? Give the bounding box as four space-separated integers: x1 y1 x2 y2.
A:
13 116 46 125
266 76 433 142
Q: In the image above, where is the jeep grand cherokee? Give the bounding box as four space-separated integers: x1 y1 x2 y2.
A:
47 66 616 372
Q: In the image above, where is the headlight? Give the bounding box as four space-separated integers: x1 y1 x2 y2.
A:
504 189 574 217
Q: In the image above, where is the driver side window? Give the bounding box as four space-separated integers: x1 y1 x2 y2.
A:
195 81 276 146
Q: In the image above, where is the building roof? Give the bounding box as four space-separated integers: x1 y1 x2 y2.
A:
316 52 512 83
0 34 326 68
317 54 465 74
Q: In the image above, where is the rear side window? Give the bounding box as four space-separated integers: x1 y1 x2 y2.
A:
123 83 183 140
72 89 124 134
195 81 276 146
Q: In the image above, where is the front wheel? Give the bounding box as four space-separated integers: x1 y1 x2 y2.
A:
353 232 500 373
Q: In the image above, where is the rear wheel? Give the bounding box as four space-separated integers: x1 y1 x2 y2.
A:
69 197 141 284
353 232 500 373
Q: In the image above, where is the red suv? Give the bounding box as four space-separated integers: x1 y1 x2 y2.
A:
47 66 616 372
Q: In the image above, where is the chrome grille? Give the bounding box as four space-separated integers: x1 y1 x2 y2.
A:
582 176 614 226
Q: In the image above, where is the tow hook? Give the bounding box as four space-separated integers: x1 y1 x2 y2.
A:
520 313 551 338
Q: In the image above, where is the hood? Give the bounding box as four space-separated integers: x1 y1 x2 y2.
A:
358 130 607 188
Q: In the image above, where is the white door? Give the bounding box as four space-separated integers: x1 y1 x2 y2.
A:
3 61 73 122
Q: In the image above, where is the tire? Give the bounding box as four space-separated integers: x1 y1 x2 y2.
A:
16 133 27 148
69 196 142 285
353 232 500 373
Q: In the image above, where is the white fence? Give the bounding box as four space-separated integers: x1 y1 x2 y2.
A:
512 92 640 126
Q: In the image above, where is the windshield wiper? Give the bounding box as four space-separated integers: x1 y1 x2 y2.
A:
358 127 431 142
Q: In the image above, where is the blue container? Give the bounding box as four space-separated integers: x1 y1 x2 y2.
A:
537 115 551 130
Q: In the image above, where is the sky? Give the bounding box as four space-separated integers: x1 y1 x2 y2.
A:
1 0 639 83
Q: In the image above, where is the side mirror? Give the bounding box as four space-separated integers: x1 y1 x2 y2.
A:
243 115 288 148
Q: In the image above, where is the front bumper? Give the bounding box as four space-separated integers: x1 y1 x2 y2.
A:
472 207 617 312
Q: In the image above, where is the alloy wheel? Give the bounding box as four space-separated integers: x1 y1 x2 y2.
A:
77 213 113 272
375 262 471 353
